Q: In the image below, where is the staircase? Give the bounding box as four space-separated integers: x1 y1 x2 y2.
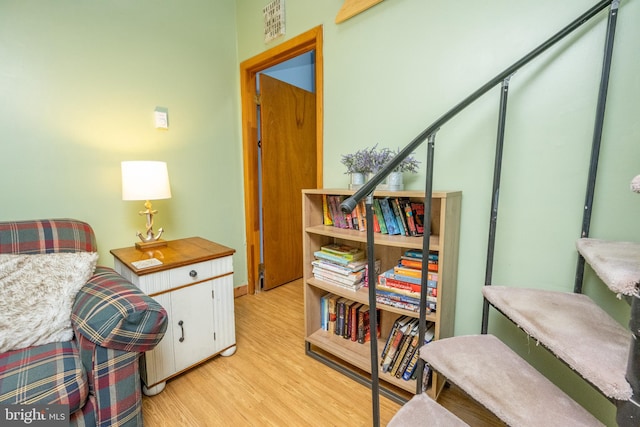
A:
338 1 639 425
389 239 639 426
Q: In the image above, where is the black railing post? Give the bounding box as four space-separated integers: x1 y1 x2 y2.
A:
481 76 513 334
364 193 381 427
416 133 437 394
574 0 619 294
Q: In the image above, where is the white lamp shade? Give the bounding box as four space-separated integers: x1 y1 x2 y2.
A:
121 161 172 201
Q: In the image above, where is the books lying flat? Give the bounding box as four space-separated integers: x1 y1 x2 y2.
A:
312 259 366 274
320 243 365 261
313 268 362 286
314 250 367 267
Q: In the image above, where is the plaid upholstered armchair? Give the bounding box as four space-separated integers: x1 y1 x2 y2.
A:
0 219 168 426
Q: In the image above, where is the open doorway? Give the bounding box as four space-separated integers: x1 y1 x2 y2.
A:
240 26 324 295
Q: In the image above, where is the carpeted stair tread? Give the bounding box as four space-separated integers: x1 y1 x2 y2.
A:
576 238 640 297
421 334 605 427
482 286 632 400
387 392 470 427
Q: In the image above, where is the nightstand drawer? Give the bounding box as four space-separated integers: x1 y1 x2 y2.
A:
169 257 233 287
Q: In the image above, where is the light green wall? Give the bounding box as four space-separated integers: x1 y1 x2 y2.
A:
0 0 247 286
2 0 638 424
237 0 639 424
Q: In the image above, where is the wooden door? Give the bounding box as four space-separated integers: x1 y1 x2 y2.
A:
260 74 317 291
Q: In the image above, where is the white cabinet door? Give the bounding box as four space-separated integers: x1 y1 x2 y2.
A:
212 274 236 353
170 280 216 372
142 292 175 385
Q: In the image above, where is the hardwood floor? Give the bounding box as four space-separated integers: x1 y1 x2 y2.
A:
142 280 502 426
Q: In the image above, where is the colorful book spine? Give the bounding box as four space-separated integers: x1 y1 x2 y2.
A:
372 199 388 234
391 198 409 236
393 265 422 279
411 202 425 234
379 198 401 235
402 199 419 236
320 243 365 260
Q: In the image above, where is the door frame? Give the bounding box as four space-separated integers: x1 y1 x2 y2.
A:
240 26 324 295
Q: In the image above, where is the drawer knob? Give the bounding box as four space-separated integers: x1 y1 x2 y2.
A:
189 270 197 278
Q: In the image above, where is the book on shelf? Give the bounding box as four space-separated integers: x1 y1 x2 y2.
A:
395 323 421 378
393 265 423 279
378 275 421 294
376 285 437 303
372 198 388 234
378 282 437 298
320 243 365 261
348 301 363 341
380 315 409 363
326 195 341 228
376 288 437 314
312 266 363 285
378 198 401 235
390 198 409 236
328 294 340 334
381 317 417 373
357 305 368 343
314 250 362 267
390 321 419 377
329 195 353 229
322 195 333 226
376 296 435 313
320 293 331 331
402 322 435 381
399 257 422 269
356 305 379 344
362 259 382 287
411 202 425 235
344 212 358 230
401 199 420 236
371 207 381 233
403 249 423 259
380 268 423 286
312 259 366 275
336 297 350 336
315 274 364 291
402 250 439 261
379 271 438 293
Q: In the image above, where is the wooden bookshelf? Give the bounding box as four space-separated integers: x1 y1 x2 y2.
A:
302 189 461 402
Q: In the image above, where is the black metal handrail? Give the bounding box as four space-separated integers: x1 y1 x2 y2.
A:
338 1 622 426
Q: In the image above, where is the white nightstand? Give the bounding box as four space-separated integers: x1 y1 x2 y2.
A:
111 237 237 395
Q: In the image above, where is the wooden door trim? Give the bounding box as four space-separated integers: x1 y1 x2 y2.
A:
240 26 324 295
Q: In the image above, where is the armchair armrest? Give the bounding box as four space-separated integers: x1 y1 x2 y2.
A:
71 266 167 353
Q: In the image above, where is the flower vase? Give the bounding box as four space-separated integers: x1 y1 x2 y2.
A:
387 171 404 191
349 172 367 190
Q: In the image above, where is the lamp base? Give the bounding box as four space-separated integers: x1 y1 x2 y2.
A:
135 239 168 251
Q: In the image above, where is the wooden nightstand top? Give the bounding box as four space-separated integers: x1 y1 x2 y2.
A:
110 237 235 276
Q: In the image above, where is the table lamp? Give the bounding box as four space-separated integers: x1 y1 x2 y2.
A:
121 161 172 249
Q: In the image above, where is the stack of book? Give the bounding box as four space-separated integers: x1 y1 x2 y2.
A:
376 249 438 312
312 243 367 291
312 243 381 291
322 195 425 237
380 316 435 381
320 293 380 344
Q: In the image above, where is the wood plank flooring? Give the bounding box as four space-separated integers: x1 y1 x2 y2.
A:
142 280 502 426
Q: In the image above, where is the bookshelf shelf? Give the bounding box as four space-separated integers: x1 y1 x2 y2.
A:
306 329 417 391
305 224 441 250
302 189 461 402
307 278 438 322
